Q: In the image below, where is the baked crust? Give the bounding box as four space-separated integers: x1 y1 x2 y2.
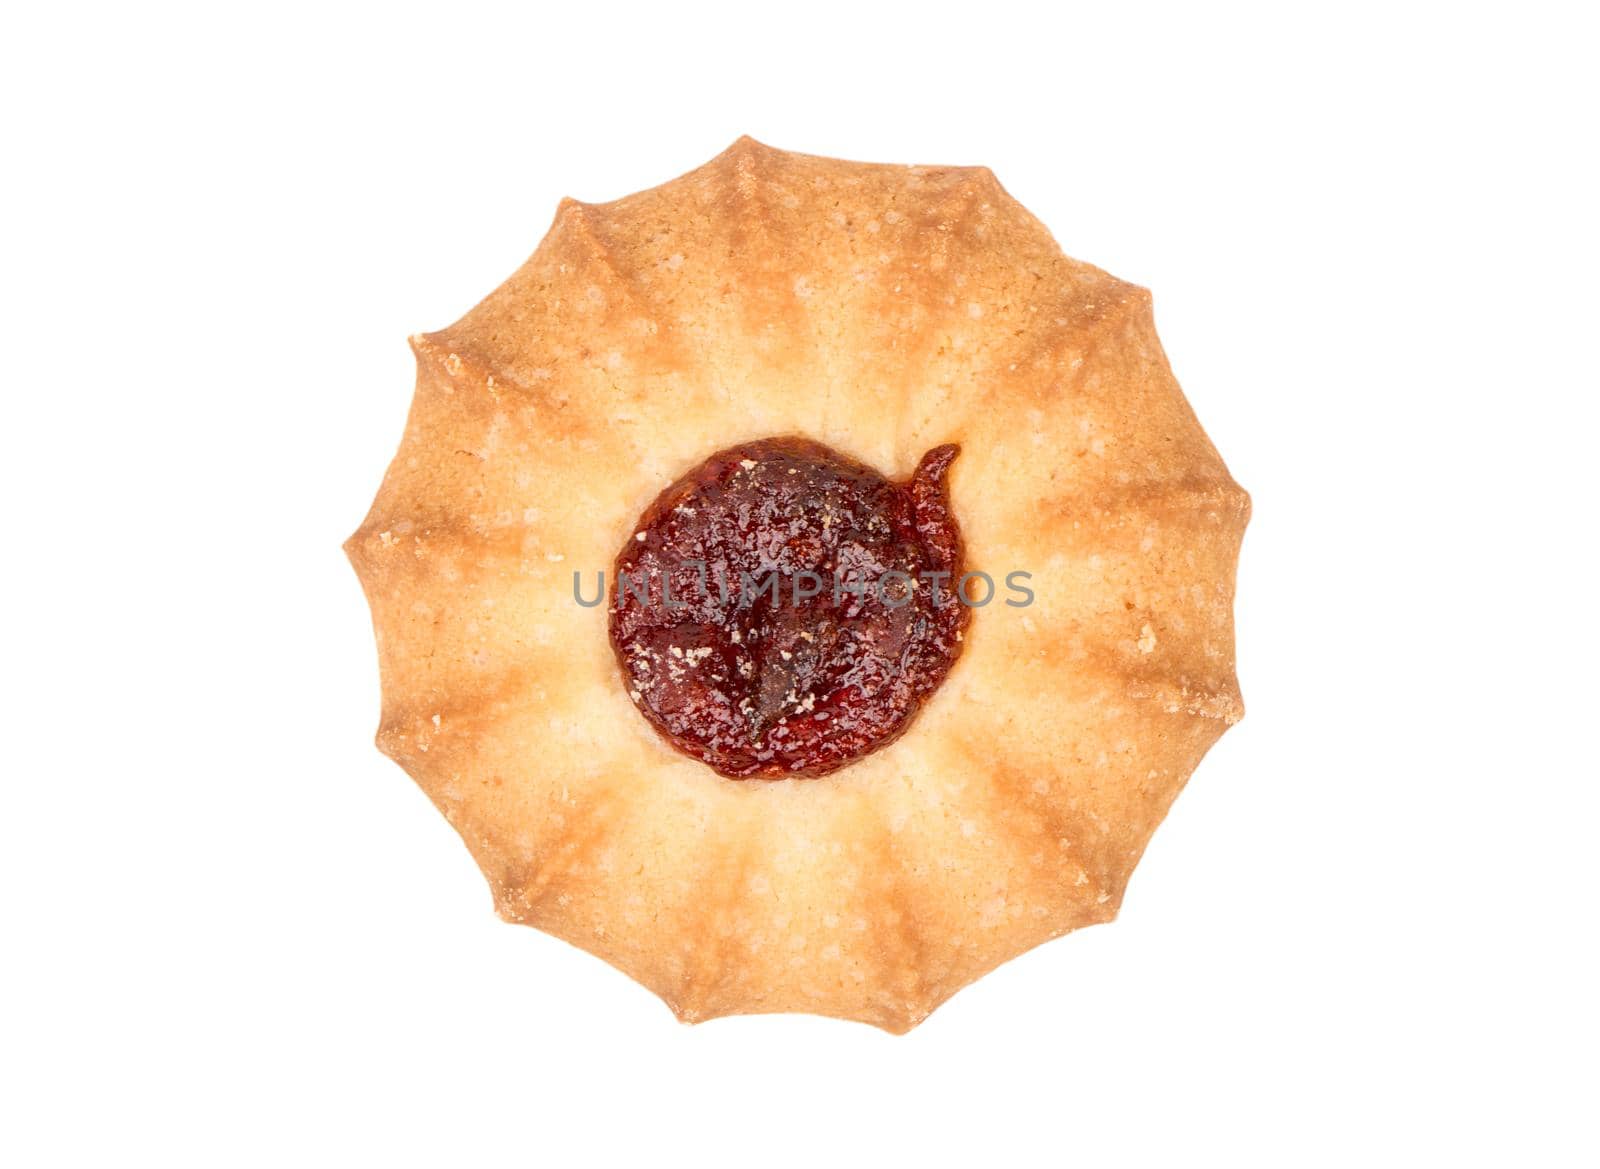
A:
346 137 1250 1031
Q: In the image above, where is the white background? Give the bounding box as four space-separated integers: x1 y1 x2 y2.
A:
4 3 1595 1165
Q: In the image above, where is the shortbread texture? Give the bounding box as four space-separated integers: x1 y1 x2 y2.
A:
346 138 1250 1031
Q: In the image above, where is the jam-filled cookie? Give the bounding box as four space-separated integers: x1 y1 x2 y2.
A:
346 138 1249 1031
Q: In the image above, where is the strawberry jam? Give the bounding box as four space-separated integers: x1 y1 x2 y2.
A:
609 437 968 778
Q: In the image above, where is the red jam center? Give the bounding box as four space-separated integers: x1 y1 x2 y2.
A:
609 437 969 778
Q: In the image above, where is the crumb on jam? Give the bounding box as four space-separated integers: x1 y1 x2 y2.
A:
609 436 969 779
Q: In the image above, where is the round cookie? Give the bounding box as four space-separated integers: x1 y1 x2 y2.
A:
346 138 1250 1032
